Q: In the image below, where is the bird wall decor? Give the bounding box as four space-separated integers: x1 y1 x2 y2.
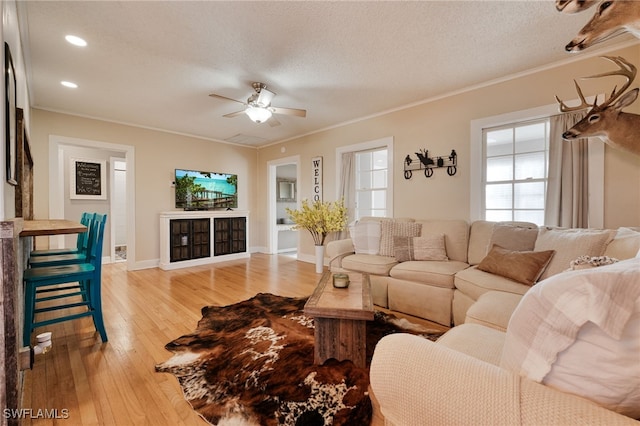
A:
404 149 457 179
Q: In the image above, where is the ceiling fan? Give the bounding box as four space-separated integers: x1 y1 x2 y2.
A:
209 82 307 126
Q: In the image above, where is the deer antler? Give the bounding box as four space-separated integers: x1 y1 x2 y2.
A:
555 79 592 112
585 56 637 108
556 56 637 112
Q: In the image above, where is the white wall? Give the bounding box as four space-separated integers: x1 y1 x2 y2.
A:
1 0 31 220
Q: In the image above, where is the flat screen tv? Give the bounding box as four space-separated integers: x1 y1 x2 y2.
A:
175 169 238 210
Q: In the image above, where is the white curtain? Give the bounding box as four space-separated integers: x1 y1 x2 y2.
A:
338 151 355 239
545 112 589 228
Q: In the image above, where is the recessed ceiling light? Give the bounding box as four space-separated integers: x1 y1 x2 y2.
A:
61 81 78 89
65 35 87 47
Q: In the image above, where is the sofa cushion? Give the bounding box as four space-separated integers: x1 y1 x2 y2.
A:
603 227 640 260
489 225 538 253
476 245 555 286
500 258 640 419
467 221 497 265
390 260 468 289
387 278 455 325
465 291 523 332
437 323 506 366
455 266 532 301
349 220 381 255
379 221 422 257
533 227 614 280
341 253 398 276
417 220 468 263
467 220 538 265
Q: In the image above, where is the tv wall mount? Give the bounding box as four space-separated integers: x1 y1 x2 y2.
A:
403 149 457 179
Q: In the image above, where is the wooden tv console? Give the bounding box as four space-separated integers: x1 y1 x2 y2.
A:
159 210 249 270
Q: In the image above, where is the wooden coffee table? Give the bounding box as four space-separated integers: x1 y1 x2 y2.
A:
304 271 374 368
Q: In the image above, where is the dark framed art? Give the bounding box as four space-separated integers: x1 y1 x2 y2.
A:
70 158 107 200
5 42 17 186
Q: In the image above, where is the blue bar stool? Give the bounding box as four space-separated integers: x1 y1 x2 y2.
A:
23 214 108 346
28 214 101 268
29 212 93 257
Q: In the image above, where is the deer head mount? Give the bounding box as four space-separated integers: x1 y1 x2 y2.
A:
556 56 640 156
555 0 640 52
555 0 600 14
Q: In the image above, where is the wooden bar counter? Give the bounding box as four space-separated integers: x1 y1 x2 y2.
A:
20 220 87 237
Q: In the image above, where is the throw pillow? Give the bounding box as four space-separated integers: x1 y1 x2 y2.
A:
489 224 538 252
567 255 619 271
393 236 414 262
533 227 614 280
543 315 640 418
476 245 555 286
349 220 381 255
413 234 448 261
500 258 640 418
379 221 422 257
393 234 448 262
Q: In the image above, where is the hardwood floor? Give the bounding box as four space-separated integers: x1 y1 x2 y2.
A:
20 254 447 425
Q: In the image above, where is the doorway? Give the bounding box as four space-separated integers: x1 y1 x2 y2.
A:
275 163 297 256
268 156 300 256
111 158 127 262
49 135 136 269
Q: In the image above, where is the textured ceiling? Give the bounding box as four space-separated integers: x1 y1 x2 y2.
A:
19 1 635 147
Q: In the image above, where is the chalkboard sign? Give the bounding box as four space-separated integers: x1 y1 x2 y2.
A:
70 158 107 200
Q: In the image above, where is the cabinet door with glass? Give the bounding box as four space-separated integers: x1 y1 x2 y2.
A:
214 217 247 256
170 218 210 262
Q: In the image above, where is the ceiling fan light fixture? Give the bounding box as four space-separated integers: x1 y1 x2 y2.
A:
245 106 272 123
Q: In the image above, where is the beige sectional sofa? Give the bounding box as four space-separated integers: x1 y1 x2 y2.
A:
327 217 640 327
370 257 640 424
371 325 640 425
331 218 640 422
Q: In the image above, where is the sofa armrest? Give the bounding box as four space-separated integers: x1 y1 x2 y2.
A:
371 333 520 425
370 333 639 426
325 238 355 268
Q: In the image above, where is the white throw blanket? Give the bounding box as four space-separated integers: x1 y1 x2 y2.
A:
501 258 640 382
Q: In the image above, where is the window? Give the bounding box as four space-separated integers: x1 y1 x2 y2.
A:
483 119 549 225
336 136 393 222
471 103 603 227
355 148 388 219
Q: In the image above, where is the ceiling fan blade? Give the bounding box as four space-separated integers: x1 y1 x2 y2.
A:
267 116 281 127
223 110 246 118
209 93 245 105
271 106 307 118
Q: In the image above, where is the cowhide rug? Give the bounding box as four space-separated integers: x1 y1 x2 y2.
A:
156 292 443 426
